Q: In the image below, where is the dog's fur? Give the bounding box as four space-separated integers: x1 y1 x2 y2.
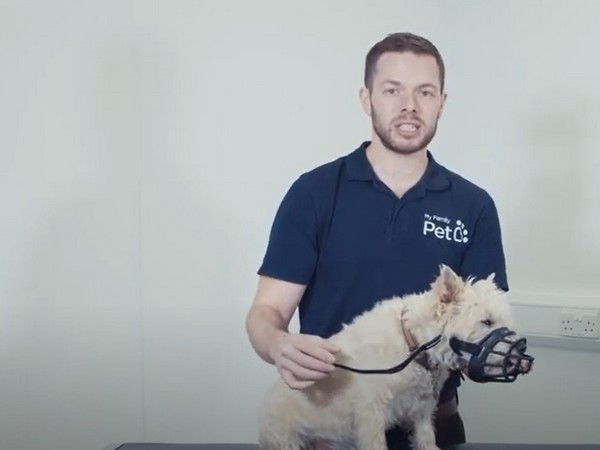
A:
258 265 518 450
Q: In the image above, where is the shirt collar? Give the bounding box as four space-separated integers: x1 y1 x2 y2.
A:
345 141 451 191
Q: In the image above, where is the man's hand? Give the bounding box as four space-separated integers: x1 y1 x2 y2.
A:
270 332 340 389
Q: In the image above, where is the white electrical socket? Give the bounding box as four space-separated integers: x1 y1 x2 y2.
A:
559 308 600 339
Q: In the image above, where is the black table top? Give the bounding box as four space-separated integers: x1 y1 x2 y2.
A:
114 443 600 450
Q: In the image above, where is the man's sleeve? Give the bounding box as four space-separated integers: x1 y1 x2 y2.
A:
257 175 319 285
460 195 509 291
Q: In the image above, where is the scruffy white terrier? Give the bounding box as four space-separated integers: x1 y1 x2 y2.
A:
258 265 530 450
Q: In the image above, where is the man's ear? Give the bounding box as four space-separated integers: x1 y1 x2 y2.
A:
359 86 372 117
431 265 463 304
437 91 448 119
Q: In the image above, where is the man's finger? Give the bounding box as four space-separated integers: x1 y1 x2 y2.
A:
295 341 339 365
281 358 332 381
280 368 315 390
304 335 341 354
290 348 336 372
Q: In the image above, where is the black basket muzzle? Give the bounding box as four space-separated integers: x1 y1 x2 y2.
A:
449 327 534 383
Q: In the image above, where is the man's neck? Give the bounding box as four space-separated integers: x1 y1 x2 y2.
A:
365 140 429 198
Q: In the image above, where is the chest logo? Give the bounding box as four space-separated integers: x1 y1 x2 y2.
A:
423 213 469 244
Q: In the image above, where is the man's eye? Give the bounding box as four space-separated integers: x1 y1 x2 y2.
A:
420 90 434 97
384 88 398 94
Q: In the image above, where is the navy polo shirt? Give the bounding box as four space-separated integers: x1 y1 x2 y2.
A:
258 141 508 394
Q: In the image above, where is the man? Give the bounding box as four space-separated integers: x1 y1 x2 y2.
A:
245 32 508 448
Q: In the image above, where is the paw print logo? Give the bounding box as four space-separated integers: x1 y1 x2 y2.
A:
455 220 469 244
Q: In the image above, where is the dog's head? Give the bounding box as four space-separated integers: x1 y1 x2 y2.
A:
428 265 534 383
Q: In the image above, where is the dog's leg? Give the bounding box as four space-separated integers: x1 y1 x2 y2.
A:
353 407 387 450
258 418 304 450
410 405 441 450
258 429 303 450
307 439 337 450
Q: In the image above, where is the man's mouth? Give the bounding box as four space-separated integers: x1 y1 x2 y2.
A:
395 122 421 136
399 123 418 131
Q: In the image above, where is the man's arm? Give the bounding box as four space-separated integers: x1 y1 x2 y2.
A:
245 275 340 389
460 195 508 290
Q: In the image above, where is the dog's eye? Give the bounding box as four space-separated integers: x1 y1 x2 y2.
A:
481 319 493 327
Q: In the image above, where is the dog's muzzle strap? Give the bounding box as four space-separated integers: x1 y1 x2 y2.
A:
332 334 442 375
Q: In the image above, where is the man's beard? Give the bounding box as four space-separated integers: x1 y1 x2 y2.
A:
372 108 439 155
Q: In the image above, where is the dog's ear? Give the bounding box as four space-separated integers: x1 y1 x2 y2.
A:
433 265 463 304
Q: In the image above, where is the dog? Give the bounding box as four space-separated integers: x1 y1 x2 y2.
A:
258 265 532 450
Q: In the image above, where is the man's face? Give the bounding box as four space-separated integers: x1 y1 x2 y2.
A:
360 51 447 155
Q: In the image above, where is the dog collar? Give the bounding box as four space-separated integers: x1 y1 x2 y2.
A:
400 314 437 372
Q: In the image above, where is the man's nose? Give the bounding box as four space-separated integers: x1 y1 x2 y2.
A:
400 92 419 113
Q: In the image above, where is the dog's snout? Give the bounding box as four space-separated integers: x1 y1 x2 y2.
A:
519 358 532 373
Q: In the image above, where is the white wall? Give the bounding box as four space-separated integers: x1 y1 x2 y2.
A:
0 2 144 450
1 1 599 450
